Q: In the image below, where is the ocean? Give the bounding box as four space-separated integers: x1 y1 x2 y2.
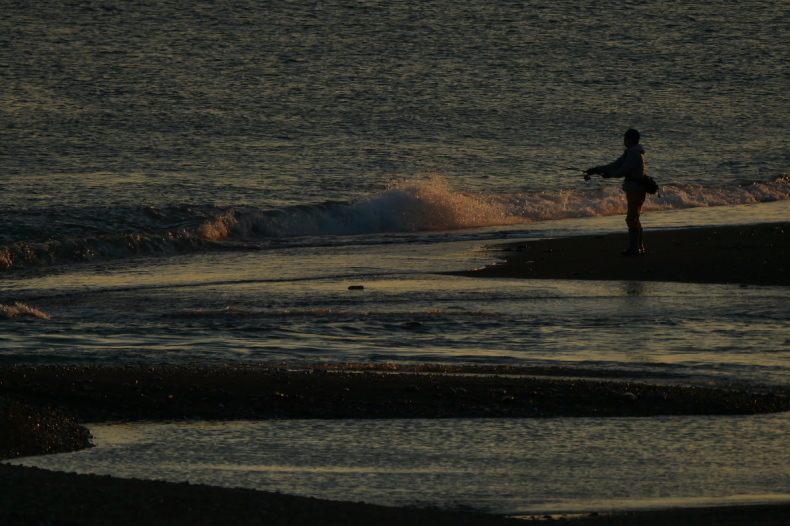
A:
2 0 789 513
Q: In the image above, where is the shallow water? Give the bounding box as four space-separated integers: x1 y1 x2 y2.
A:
3 202 790 387
11 414 790 515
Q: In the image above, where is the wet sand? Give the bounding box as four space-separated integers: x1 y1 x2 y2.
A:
1 223 789 524
3 364 788 424
451 222 789 286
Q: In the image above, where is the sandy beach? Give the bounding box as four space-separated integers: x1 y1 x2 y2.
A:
2 223 789 525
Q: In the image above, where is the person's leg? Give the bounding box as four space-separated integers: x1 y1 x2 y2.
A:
625 191 645 230
624 191 646 255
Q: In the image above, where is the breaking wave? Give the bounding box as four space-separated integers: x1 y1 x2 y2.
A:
1 175 787 271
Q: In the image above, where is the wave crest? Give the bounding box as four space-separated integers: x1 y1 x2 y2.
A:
1 174 787 271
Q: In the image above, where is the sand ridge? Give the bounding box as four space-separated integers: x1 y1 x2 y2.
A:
452 223 789 286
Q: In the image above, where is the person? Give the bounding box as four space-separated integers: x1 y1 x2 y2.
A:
584 129 647 255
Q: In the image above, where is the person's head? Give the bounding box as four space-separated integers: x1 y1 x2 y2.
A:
623 128 640 148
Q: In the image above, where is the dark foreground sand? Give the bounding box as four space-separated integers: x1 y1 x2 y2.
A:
1 223 789 524
2 462 789 526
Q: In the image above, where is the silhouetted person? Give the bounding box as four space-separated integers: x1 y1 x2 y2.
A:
585 129 647 255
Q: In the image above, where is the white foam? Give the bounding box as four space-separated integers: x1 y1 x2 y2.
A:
231 174 789 239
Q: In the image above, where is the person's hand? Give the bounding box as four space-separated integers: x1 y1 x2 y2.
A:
584 168 599 176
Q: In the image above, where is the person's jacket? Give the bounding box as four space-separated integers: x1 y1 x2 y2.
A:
597 144 646 181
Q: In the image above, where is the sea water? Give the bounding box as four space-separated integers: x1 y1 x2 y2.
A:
2 0 789 514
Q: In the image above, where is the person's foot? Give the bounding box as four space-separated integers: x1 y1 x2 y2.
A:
623 229 641 256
